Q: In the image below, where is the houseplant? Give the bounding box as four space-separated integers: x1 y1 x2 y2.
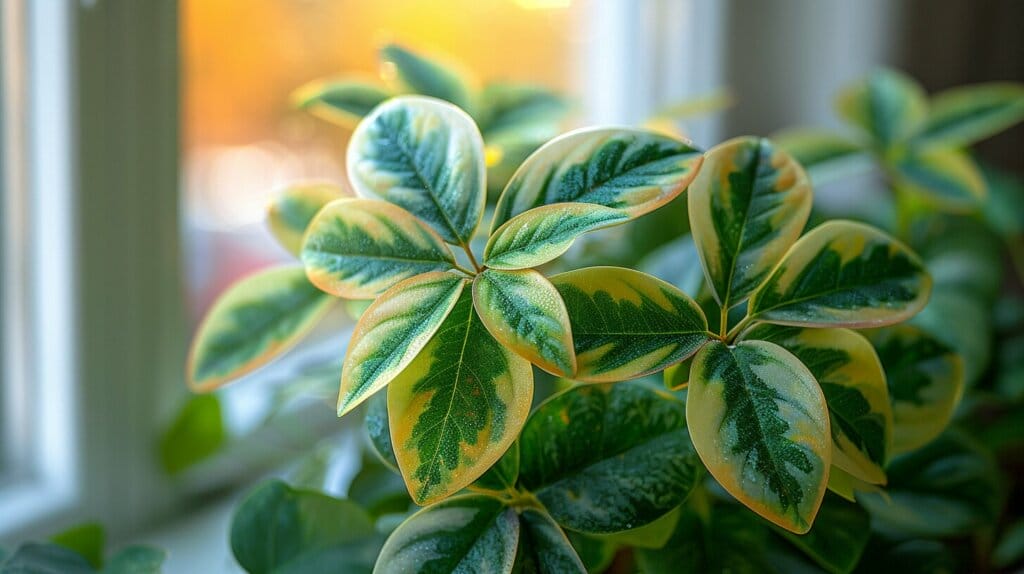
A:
180 62 966 569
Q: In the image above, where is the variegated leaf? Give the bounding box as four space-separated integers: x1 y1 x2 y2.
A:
912 82 1024 149
484 203 629 270
749 220 931 327
338 272 465 416
388 290 533 505
477 83 568 143
688 136 813 308
864 325 965 454
827 465 885 503
380 43 475 113
836 69 927 149
773 128 872 185
188 266 334 392
747 324 893 485
551 267 709 382
472 269 575 376
687 340 831 534
894 148 986 210
518 382 703 533
375 494 519 574
514 508 588 574
490 128 703 232
292 80 392 128
266 182 347 257
347 96 486 246
301 198 457 299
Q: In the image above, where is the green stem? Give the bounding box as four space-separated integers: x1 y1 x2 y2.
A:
452 262 477 277
462 242 483 273
725 315 756 343
719 306 729 339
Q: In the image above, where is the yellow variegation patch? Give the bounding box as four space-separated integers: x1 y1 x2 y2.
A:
895 148 987 211
472 269 576 377
338 272 466 416
750 220 931 328
301 198 457 299
266 182 347 257
292 79 392 128
827 465 887 503
388 291 533 505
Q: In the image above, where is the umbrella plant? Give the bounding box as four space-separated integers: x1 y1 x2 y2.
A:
186 83 946 570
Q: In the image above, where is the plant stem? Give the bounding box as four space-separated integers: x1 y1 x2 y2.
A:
462 242 483 273
725 315 756 343
452 262 477 277
719 306 729 339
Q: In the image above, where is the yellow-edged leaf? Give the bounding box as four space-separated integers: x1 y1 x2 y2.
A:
749 220 931 327
836 69 927 149
687 340 831 534
913 82 1024 149
292 79 392 128
490 127 703 232
267 182 348 257
388 290 533 505
187 266 334 392
337 272 465 416
472 269 576 377
550 267 710 382
301 198 456 299
894 148 986 211
688 136 812 308
347 96 486 246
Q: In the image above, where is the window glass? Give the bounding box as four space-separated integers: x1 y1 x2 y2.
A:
182 0 584 323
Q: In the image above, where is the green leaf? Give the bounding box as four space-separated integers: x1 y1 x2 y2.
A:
293 80 392 127
826 465 885 503
863 325 964 454
187 266 335 392
375 494 519 574
746 325 892 485
689 136 813 308
853 538 956 574
380 44 474 112
0 544 94 574
859 433 1002 538
565 533 616 574
773 129 872 185
301 198 457 299
387 290 533 505
639 235 706 299
347 452 411 518
347 96 485 246
484 203 629 270
50 523 105 569
663 357 692 391
267 182 347 257
911 289 991 387
993 520 1024 569
687 340 831 534
912 82 1024 149
101 546 166 574
777 494 870 574
159 394 226 475
230 480 379 574
594 505 682 549
518 382 703 533
514 508 587 574
365 392 399 470
749 220 931 328
490 127 703 232
477 83 568 143
472 442 520 495
981 162 1024 237
551 267 710 382
836 69 927 149
894 148 986 210
339 272 465 416
472 269 575 376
